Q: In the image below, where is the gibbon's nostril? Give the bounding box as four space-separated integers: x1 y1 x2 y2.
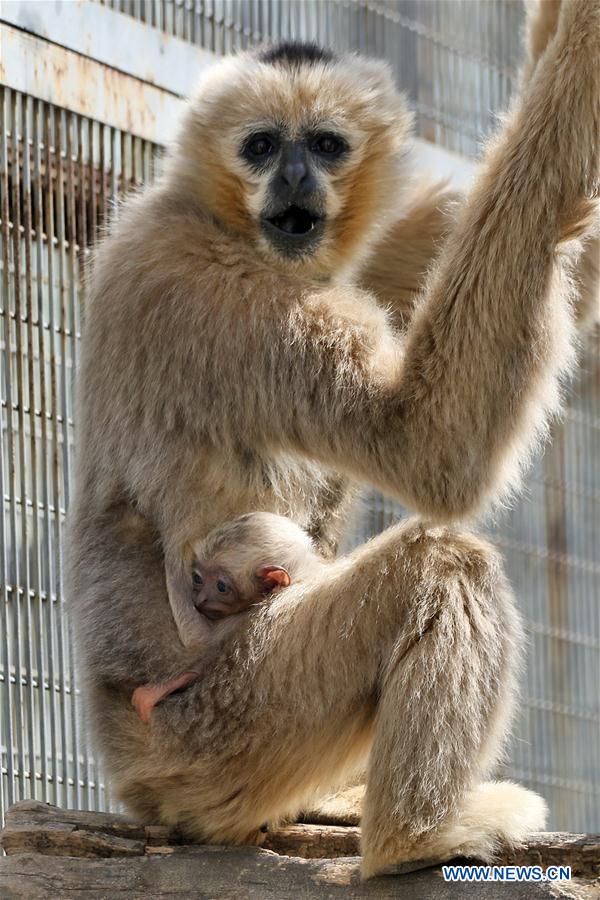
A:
282 161 308 189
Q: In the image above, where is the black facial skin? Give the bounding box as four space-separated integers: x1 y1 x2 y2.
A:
241 131 349 258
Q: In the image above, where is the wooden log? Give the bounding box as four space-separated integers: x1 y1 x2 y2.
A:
1 800 146 858
499 832 600 881
1 802 598 899
263 823 361 858
0 823 145 859
4 800 146 839
1 849 598 900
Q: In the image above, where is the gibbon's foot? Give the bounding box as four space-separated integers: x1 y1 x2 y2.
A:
131 671 200 724
361 782 548 880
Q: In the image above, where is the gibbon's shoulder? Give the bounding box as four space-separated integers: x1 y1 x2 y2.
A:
86 184 315 335
90 184 264 288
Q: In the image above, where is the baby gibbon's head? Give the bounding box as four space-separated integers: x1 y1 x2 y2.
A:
194 511 320 601
169 42 412 277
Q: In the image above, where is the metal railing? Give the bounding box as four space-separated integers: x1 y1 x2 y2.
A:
1 0 598 833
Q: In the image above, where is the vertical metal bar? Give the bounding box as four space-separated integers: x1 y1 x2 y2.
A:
42 103 60 806
21 91 40 806
89 122 97 254
0 85 17 815
110 128 119 218
119 130 127 200
31 96 49 805
77 113 93 811
9 88 27 806
65 110 81 810
199 0 206 49
99 123 107 231
53 109 71 808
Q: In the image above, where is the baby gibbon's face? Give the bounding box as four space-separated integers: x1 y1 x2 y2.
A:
174 45 412 276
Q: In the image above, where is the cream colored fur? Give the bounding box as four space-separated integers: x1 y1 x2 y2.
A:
67 0 598 880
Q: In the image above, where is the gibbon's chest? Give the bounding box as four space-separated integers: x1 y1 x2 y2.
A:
227 448 343 529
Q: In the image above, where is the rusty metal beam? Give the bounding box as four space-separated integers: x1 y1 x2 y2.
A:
0 24 185 143
0 0 214 98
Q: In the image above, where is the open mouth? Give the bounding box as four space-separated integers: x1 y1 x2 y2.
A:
264 205 322 238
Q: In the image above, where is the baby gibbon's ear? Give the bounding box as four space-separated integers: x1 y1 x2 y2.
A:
255 566 292 594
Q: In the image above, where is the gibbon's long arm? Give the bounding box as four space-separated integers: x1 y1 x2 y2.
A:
228 0 598 519
520 0 599 332
378 0 596 518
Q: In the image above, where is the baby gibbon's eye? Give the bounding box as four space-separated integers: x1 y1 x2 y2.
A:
192 571 203 587
243 133 278 163
216 580 230 594
311 133 347 159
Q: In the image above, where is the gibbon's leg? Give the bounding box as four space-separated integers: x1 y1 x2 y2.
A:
300 781 365 826
137 520 544 868
357 524 540 877
358 540 525 877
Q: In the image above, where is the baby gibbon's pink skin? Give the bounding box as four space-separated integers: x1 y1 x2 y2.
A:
132 671 200 725
254 565 292 592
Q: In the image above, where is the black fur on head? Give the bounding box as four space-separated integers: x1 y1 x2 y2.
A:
258 41 337 68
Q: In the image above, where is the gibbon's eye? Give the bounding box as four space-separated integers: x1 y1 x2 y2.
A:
311 133 347 159
216 580 230 594
192 571 203 587
243 133 278 164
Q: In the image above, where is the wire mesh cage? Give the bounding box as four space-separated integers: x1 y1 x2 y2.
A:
100 0 524 155
1 0 598 832
0 88 161 815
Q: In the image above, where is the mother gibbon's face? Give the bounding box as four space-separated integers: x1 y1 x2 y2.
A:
173 42 412 276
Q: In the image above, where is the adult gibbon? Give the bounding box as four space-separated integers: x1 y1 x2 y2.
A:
67 0 599 877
